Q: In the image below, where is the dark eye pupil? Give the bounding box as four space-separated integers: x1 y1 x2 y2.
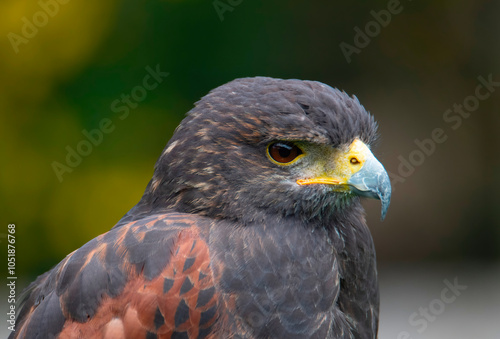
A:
278 144 292 158
268 142 302 164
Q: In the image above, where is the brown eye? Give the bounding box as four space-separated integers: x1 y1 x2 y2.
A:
268 142 303 164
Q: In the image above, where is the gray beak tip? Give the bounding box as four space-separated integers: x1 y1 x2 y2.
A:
348 156 392 221
380 196 391 221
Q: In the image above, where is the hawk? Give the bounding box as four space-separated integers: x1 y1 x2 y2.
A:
12 77 391 339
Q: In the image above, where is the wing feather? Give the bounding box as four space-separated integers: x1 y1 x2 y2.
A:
10 213 219 339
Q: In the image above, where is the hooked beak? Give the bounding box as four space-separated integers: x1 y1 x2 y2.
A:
296 139 391 220
347 151 391 220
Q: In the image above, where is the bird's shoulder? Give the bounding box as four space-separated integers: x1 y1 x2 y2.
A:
12 212 220 339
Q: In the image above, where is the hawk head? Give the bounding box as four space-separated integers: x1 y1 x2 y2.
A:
134 77 391 224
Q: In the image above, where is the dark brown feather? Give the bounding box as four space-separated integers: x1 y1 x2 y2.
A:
12 213 220 338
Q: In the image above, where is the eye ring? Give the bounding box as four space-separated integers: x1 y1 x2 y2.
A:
267 142 304 165
350 157 360 165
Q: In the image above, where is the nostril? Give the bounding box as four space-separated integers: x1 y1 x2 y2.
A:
350 157 360 165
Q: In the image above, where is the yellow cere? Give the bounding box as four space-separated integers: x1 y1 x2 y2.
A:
296 138 369 187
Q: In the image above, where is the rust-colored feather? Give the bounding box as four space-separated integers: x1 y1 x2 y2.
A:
12 213 221 339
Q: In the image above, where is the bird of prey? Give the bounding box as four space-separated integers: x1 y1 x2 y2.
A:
12 77 391 339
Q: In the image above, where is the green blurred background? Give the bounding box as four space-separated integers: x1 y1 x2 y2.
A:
1 0 500 337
